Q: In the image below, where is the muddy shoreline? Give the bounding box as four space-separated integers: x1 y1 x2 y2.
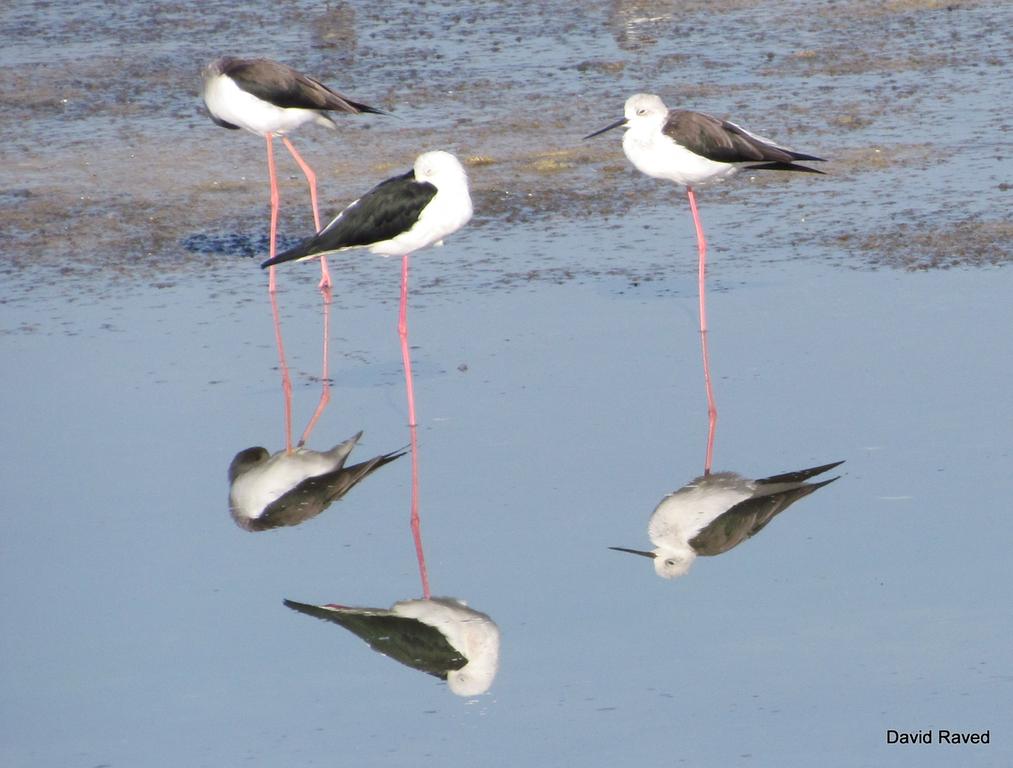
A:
2 0 1009 300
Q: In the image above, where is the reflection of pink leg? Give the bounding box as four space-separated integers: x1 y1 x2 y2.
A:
298 287 333 447
408 424 430 599
265 135 280 294
687 187 717 475
269 289 293 453
398 253 417 428
700 329 717 476
281 136 331 292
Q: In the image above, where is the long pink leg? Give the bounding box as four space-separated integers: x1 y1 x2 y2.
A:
269 288 293 453
398 257 428 595
281 136 332 291
398 253 418 428
686 186 717 474
265 135 280 294
686 186 709 333
297 288 333 447
408 423 431 599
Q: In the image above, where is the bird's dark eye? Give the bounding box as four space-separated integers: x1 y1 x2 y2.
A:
637 108 647 116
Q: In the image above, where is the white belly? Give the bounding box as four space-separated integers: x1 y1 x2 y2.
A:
204 75 324 137
623 130 739 188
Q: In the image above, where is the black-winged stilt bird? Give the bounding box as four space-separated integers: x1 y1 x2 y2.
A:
284 597 500 696
227 431 404 532
261 150 473 429
201 56 384 292
610 460 842 578
585 93 824 473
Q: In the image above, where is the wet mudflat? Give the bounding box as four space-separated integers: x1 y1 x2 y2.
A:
2 2 1011 767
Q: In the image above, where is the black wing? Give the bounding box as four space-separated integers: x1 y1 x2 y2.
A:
222 57 382 114
689 476 839 556
283 600 467 678
262 172 438 267
663 110 825 168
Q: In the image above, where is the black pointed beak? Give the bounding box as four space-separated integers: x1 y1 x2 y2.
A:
609 546 656 559
583 117 627 140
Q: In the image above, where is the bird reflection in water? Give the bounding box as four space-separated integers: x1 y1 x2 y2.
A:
228 276 404 530
284 597 500 697
269 283 332 454
612 461 843 578
228 431 403 531
284 427 498 695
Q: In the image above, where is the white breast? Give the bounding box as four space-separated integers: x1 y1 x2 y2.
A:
623 128 740 188
204 75 326 137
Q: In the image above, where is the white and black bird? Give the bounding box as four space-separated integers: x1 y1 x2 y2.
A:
201 56 384 291
583 94 824 325
227 431 404 532
584 92 825 190
611 460 843 579
262 150 473 427
585 94 825 452
260 150 472 268
284 597 500 696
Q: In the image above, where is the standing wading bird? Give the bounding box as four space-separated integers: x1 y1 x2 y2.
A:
261 150 473 429
584 94 824 473
201 56 384 292
610 461 843 579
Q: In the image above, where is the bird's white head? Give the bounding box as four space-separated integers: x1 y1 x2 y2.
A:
411 150 473 238
414 150 469 190
584 93 670 140
624 93 669 130
610 543 696 579
447 660 497 697
652 547 696 579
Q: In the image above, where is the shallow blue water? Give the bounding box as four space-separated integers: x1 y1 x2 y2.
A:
4 244 1011 766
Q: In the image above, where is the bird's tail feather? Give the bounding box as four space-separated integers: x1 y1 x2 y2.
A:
261 236 318 269
757 460 844 486
746 161 825 174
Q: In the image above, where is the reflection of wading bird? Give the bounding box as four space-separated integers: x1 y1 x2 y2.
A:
201 56 383 292
284 597 500 696
585 94 824 473
269 285 333 454
611 461 843 578
261 150 473 429
228 432 404 531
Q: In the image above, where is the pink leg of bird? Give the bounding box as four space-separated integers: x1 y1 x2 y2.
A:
269 288 293 453
281 137 332 292
398 254 428 596
398 253 418 428
265 135 280 294
297 287 333 447
686 186 718 475
408 423 431 599
686 186 709 333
